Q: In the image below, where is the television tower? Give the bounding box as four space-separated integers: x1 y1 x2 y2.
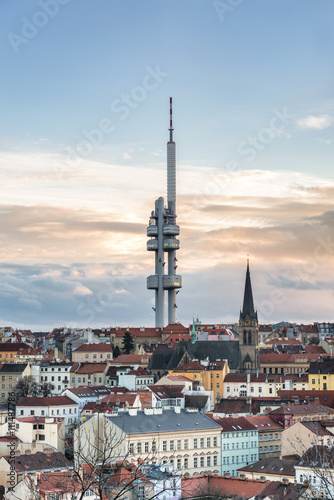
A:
147 98 182 327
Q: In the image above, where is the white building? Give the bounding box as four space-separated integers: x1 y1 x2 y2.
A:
223 373 267 398
16 396 79 431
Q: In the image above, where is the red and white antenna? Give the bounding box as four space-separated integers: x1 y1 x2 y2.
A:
169 97 174 141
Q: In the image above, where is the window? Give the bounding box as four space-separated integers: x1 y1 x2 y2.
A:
227 386 230 393
216 383 219 388
200 457 204 467
163 441 167 451
312 379 315 384
207 437 211 447
213 455 218 466
194 438 198 448
145 442 149 453
213 437 217 447
184 439 188 450
184 458 188 469
39 435 45 441
170 440 174 451
177 459 181 469
194 458 198 468
200 438 204 448
177 440 181 450
207 456 211 466
129 443 134 454
30 410 35 416
137 442 141 453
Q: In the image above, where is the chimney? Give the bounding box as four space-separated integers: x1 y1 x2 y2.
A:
224 472 231 478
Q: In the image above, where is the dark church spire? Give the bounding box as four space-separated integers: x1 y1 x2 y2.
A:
240 258 257 321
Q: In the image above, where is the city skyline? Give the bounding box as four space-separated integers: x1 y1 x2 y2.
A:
1 1 334 329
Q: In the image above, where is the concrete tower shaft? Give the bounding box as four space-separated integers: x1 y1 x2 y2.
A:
146 98 182 327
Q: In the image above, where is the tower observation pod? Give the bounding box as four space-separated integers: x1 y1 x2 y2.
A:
147 98 182 327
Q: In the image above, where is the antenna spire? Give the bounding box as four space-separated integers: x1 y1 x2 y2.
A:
169 97 174 142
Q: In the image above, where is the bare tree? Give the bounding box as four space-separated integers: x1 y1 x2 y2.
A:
14 375 39 398
6 413 177 500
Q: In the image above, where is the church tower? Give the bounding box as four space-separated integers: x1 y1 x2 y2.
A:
238 259 259 372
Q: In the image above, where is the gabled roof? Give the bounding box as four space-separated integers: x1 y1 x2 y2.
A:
172 360 203 372
298 445 334 468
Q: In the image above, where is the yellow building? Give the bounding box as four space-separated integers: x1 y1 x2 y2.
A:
169 360 229 403
308 360 334 391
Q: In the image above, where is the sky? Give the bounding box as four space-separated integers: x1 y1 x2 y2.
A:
1 0 334 330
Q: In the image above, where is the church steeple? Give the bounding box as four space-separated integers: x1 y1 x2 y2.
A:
240 258 257 322
238 258 259 373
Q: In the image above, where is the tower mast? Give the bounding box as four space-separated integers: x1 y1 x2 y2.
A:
147 98 182 327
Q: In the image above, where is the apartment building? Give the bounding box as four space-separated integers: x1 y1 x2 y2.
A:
75 408 222 476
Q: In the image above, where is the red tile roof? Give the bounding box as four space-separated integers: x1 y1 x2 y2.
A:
0 342 31 352
224 373 267 383
148 385 185 399
181 475 270 499
126 368 152 376
75 363 108 374
209 415 258 432
73 343 113 352
3 451 71 473
16 396 77 407
111 354 150 364
172 361 204 372
244 415 283 430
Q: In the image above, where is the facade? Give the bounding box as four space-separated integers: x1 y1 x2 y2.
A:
260 352 311 375
14 416 66 454
223 373 267 398
0 343 31 363
281 421 334 457
244 415 283 460
267 373 308 396
75 409 222 477
0 363 31 403
72 342 113 363
39 361 73 394
16 396 79 431
70 362 109 387
210 416 259 477
148 385 185 409
308 359 334 391
118 368 154 391
238 261 260 373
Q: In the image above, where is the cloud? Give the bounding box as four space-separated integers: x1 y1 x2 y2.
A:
296 114 334 130
123 152 132 159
